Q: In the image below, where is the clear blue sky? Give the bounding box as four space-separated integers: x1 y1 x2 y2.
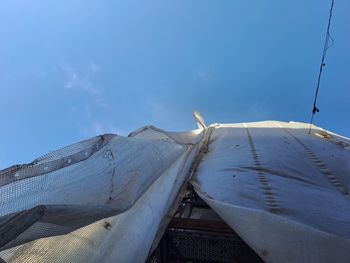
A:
0 0 349 169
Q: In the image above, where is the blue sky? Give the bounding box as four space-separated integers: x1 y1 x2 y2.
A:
0 0 349 168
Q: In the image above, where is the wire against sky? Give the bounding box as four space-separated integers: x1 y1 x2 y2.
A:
309 0 335 133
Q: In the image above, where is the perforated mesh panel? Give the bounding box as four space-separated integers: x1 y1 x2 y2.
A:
0 218 113 263
0 135 113 188
147 230 263 263
0 132 187 262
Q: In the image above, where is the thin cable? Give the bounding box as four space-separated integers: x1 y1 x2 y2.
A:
308 0 335 134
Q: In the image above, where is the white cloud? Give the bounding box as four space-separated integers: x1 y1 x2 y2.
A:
88 61 100 74
195 66 216 84
197 69 209 83
90 121 125 136
145 95 171 121
142 94 189 131
60 61 108 108
84 106 92 118
63 71 100 97
59 61 126 137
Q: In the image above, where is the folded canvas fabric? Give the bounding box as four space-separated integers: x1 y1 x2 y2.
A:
0 120 349 263
192 121 350 263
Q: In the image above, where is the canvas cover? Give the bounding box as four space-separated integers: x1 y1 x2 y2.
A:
0 119 349 262
191 121 350 263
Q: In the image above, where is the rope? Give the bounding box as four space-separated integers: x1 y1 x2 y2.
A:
308 0 335 134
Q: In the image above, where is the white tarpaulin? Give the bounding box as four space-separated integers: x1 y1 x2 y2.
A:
192 121 350 263
0 119 349 262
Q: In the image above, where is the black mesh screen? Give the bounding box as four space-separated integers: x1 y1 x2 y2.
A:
147 229 263 263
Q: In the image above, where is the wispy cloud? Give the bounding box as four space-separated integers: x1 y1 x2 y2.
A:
196 69 210 83
195 66 215 84
89 121 125 136
63 72 101 96
88 61 100 74
145 95 172 122
61 61 102 98
59 60 122 137
84 106 92 118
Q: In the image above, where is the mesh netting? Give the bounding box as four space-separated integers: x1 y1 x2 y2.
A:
0 132 188 262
